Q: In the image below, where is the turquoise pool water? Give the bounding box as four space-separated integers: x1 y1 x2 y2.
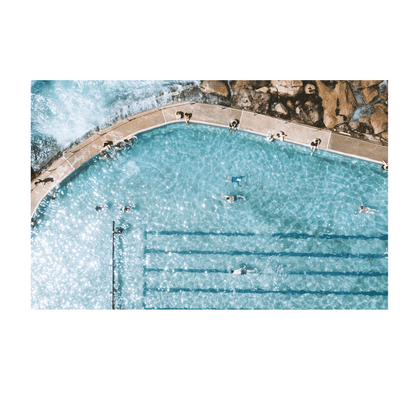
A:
31 123 388 309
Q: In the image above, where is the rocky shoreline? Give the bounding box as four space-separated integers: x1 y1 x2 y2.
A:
174 80 388 146
31 80 388 181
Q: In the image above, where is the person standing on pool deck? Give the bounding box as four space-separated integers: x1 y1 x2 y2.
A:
103 140 114 149
175 111 184 120
220 195 245 204
225 176 244 187
357 199 377 215
310 138 321 156
35 177 54 185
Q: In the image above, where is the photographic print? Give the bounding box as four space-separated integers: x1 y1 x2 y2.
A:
31 80 388 309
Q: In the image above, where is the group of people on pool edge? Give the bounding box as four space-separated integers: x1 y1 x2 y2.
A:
99 137 134 164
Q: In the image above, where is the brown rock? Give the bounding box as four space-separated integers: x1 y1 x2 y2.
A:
316 81 357 129
230 80 255 90
380 91 388 101
371 103 388 134
270 80 303 97
304 84 316 94
348 120 360 131
256 86 269 93
252 81 270 89
361 86 379 103
348 81 362 89
361 80 383 89
299 101 323 125
274 102 288 116
231 88 271 113
200 81 230 98
359 115 372 127
380 131 388 141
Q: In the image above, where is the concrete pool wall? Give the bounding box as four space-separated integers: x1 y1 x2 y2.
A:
31 101 388 217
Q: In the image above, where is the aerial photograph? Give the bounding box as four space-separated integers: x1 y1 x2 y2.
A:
30 80 388 309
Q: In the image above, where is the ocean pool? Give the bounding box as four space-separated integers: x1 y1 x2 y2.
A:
31 122 388 309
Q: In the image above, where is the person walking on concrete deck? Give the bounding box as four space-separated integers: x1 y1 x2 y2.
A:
310 138 321 156
220 195 245 204
175 111 184 120
35 177 54 185
184 113 192 126
117 204 135 213
228 119 239 134
381 160 388 172
357 199 377 215
231 266 255 275
225 176 244 187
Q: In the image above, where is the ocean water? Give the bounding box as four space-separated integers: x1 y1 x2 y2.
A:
31 123 388 309
31 80 199 170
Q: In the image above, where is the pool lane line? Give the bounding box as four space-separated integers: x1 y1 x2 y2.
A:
142 285 388 298
143 248 387 260
146 230 388 241
143 268 387 277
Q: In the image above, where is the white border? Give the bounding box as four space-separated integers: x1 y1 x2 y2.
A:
14 65 404 326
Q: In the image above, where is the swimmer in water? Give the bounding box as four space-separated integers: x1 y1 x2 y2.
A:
231 266 255 275
117 204 135 213
220 195 245 204
228 119 239 134
113 227 125 235
381 160 388 172
310 138 321 156
225 176 244 187
184 113 191 126
95 205 107 212
357 199 377 215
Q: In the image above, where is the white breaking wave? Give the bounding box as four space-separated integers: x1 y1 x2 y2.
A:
31 80 200 170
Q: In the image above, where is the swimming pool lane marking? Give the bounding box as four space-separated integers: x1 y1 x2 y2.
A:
143 268 387 277
143 248 387 260
146 230 388 241
326 131 332 151
142 285 388 298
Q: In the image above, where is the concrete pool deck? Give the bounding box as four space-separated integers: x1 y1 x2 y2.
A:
31 101 388 217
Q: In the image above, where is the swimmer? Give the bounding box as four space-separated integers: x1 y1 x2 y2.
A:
95 205 107 212
113 227 125 235
225 176 244 187
228 119 239 134
175 111 184 120
184 113 192 126
117 204 135 213
310 138 321 156
231 266 255 275
103 140 114 149
220 195 245 204
357 199 378 215
381 160 388 172
51 192 57 200
99 151 115 164
34 177 54 185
